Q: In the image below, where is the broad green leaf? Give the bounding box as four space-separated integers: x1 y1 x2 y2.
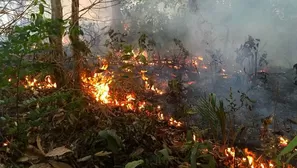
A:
39 4 44 15
190 142 199 168
99 129 123 153
124 159 144 168
187 109 197 115
186 130 193 142
157 148 170 160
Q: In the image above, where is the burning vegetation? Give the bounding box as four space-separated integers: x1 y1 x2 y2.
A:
2 33 295 168
1 2 297 167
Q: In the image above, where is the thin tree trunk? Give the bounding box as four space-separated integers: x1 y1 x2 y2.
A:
50 0 65 88
70 0 82 90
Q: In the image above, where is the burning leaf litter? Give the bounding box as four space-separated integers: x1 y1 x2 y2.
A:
10 53 295 168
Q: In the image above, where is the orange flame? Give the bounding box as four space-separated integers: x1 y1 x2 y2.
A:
24 75 57 90
279 136 289 147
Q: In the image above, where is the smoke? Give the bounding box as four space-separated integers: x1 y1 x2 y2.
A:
110 0 297 67
76 0 297 120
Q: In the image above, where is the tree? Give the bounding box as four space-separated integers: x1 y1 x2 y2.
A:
50 0 67 88
70 0 82 90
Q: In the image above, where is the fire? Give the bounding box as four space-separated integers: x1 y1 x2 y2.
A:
225 147 235 158
132 49 148 60
158 113 164 120
187 81 196 85
279 136 289 147
81 72 113 104
169 117 182 127
202 65 208 69
12 50 292 168
81 55 165 112
141 70 164 95
24 75 57 90
221 147 288 168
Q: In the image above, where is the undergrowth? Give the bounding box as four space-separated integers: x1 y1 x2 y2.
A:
0 3 297 168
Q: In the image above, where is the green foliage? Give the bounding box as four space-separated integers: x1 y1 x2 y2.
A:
99 129 123 153
125 159 144 168
189 93 226 144
181 139 216 168
189 89 254 146
0 0 67 90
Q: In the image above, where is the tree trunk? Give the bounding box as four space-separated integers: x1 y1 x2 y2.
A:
50 0 66 88
70 0 82 90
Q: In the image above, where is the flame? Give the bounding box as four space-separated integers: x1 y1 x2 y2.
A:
198 56 203 61
81 56 165 111
24 75 57 90
279 136 289 147
169 117 182 127
225 147 235 158
12 50 293 168
100 59 109 70
187 81 196 85
244 148 256 168
141 70 164 95
202 65 208 69
158 113 164 120
132 49 148 60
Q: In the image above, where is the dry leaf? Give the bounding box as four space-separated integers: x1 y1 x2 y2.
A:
68 114 77 125
129 148 144 158
37 135 45 155
94 151 112 157
45 146 72 157
17 156 30 162
20 145 45 162
52 112 65 125
77 155 92 162
29 163 52 168
48 160 72 168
